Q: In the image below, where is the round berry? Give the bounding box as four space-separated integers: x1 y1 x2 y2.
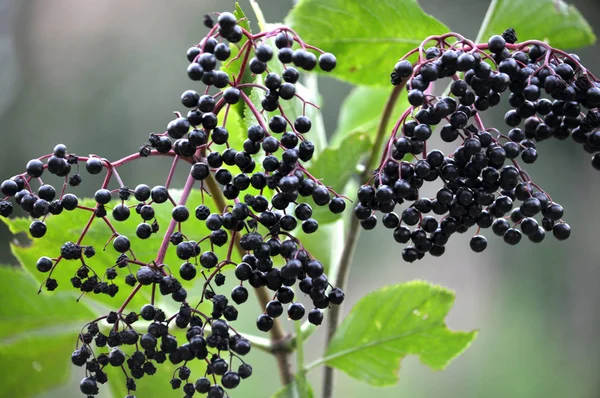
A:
469 235 487 252
256 314 274 332
113 235 131 253
318 52 336 71
287 302 305 320
29 220 47 238
36 256 53 273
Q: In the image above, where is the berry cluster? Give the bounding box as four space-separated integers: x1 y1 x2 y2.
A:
357 29 599 262
0 11 343 398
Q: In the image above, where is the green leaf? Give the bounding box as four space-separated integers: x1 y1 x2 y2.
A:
317 281 477 386
286 0 448 86
309 131 370 188
476 0 595 48
220 4 255 149
2 189 238 311
0 266 95 341
331 86 408 147
272 375 314 398
221 3 253 83
0 266 95 397
304 131 370 225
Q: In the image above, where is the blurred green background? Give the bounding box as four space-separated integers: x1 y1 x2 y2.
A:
1 0 600 397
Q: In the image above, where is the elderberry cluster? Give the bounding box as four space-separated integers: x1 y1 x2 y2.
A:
0 11 344 398
357 29 599 262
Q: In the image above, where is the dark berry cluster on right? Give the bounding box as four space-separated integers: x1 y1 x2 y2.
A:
357 28 598 262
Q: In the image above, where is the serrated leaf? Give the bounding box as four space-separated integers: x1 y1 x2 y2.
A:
272 375 314 398
477 0 595 48
0 266 95 397
321 281 477 386
286 0 448 86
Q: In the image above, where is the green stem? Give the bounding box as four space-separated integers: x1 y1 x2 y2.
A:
294 320 309 397
321 83 405 398
475 0 499 43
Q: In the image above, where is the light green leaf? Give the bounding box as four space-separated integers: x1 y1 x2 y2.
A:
309 131 370 188
304 131 370 225
272 375 314 398
286 0 448 86
0 266 95 397
2 189 238 311
331 86 408 147
476 0 595 48
221 4 255 150
0 266 95 341
222 3 253 83
317 281 478 386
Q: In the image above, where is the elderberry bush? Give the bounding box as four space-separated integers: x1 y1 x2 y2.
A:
0 11 345 397
357 29 600 262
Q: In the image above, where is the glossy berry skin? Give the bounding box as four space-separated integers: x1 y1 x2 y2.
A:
140 304 156 321
151 186 169 203
469 235 488 252
287 302 305 320
318 53 337 71
308 308 323 325
221 371 240 389
36 256 53 273
172 205 190 222
266 300 283 318
26 159 44 178
256 314 274 332
29 220 47 238
113 235 131 253
80 377 98 395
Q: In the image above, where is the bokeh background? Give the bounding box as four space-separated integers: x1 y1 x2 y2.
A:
1 0 600 397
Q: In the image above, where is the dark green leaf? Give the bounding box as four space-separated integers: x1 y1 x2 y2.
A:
0 266 95 397
320 281 478 386
286 0 448 86
477 0 595 48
